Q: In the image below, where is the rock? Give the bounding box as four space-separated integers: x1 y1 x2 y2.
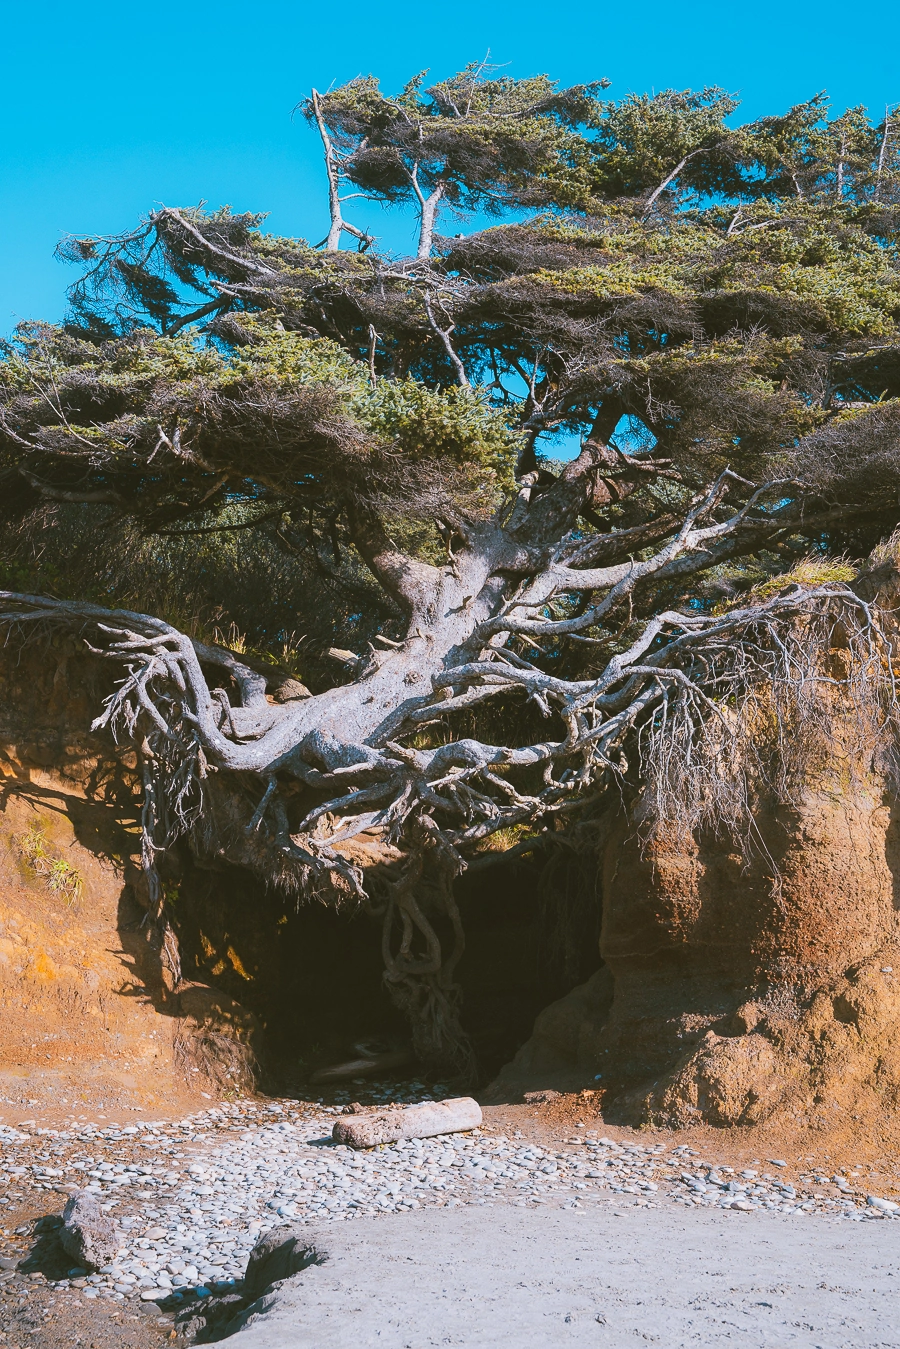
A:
867 1195 900 1214
60 1193 120 1272
271 678 311 703
332 1097 482 1148
243 1226 323 1301
655 1032 784 1127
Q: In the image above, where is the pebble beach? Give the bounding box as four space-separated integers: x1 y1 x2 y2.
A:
0 1085 897 1313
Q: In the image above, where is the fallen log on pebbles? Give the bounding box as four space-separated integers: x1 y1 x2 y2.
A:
332 1097 482 1148
310 1048 413 1084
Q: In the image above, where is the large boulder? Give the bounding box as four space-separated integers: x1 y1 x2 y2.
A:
60 1193 121 1271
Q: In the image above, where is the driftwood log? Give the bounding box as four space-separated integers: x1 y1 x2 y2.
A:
310 1045 413 1084
332 1096 482 1148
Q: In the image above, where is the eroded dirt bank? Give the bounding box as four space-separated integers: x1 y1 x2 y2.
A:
492 753 900 1137
8 631 900 1148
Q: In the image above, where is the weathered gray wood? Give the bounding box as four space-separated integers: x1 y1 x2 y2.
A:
310 1049 413 1084
332 1097 482 1148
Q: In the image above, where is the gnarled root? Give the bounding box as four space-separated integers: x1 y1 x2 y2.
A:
380 844 477 1082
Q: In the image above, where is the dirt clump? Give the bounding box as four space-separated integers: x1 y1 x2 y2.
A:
492 773 900 1144
491 566 900 1144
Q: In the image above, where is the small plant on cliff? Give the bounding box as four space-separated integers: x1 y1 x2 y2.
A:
17 824 84 907
1 71 900 1074
46 856 84 906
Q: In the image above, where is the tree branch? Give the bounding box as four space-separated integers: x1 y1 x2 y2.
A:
423 293 470 387
152 209 278 278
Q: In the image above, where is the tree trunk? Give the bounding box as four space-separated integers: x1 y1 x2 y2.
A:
312 88 346 252
417 183 446 259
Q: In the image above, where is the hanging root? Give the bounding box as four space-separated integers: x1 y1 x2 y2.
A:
3 572 896 1079
379 839 477 1082
173 1022 259 1094
640 591 900 849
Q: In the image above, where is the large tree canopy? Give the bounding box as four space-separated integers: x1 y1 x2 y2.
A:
2 70 900 1073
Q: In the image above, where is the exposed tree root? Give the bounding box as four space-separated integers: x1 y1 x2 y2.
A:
2 474 898 1072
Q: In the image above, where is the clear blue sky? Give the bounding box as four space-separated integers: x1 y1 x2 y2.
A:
2 0 898 334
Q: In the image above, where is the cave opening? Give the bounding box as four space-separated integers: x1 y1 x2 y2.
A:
169 844 603 1090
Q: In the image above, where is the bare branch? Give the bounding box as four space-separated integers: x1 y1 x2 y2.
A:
423 293 470 388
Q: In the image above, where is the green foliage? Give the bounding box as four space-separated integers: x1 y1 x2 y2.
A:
0 315 520 550
17 822 84 907
525 202 900 336
304 65 609 224
2 71 900 682
586 88 741 199
699 203 900 336
357 379 517 497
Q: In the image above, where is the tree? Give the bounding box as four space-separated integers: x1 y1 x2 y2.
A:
2 71 900 1077
301 65 609 257
585 86 742 206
